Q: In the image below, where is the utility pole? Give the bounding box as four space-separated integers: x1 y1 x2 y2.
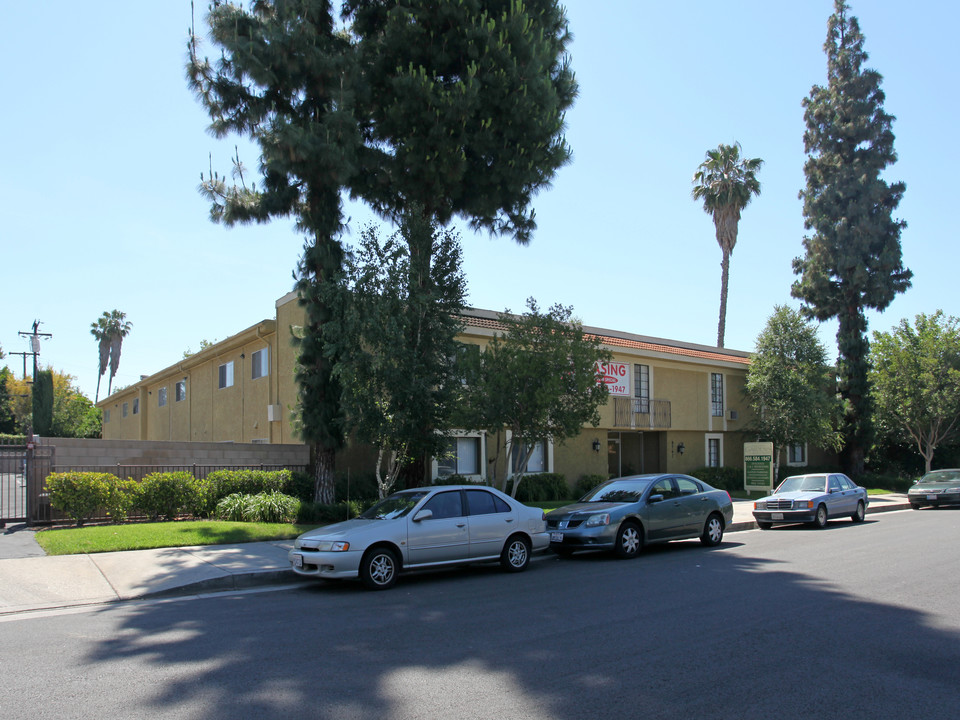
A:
17 320 52 379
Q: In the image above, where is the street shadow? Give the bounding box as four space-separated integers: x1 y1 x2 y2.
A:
81 523 960 719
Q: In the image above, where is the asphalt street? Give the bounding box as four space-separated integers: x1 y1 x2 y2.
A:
1 507 958 720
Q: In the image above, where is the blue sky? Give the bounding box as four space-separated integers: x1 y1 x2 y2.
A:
2 1 957 402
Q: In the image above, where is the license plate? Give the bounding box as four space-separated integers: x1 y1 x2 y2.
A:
550 532 564 542
293 554 303 568
927 495 938 501
771 513 784 520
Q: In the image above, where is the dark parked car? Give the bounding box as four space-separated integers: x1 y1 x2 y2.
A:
545 474 734 558
752 473 868 529
908 469 960 509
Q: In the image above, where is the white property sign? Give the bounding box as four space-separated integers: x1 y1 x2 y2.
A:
596 361 630 397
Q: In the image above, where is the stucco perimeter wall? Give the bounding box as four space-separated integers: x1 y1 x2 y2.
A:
47 438 310 469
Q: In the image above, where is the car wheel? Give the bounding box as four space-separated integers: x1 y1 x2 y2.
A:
501 535 531 572
850 500 866 523
700 513 724 546
614 521 642 559
813 504 828 529
360 546 399 590
757 521 772 530
910 502 921 510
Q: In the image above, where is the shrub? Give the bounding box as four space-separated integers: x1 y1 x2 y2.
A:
688 466 742 492
506 473 568 502
105 478 139 523
136 471 197 521
46 472 119 527
287 470 316 502
214 491 302 523
297 499 366 524
191 469 295 516
575 474 608 499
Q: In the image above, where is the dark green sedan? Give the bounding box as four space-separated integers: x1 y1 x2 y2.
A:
908 469 960 509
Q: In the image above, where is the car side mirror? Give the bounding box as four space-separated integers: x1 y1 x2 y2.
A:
648 494 664 504
413 509 433 523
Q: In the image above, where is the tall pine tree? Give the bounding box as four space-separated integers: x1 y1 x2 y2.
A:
791 0 911 477
189 1 577 495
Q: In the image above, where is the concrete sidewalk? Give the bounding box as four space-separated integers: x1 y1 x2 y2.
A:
0 494 911 615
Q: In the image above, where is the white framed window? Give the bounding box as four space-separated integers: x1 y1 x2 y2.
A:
787 442 807 466
104 409 110 423
218 361 234 389
705 433 723 468
633 363 650 414
122 402 128 418
506 432 554 476
251 347 269 380
434 432 485 480
158 387 167 407
175 380 186 402
132 398 139 415
711 373 724 417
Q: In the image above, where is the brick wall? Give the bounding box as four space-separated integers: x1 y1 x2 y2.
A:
45 438 310 469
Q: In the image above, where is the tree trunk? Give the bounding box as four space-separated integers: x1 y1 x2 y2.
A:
313 444 336 505
717 248 730 348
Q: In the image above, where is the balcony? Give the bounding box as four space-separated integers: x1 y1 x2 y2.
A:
613 397 671 429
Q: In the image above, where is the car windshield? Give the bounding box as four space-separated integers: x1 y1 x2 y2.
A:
920 470 960 483
581 479 651 503
360 491 428 520
777 476 825 493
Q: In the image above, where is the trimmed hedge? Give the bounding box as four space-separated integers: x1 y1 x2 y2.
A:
193 469 296 517
46 472 119 527
574 474 608 499
688 466 742 492
136 471 197 521
505 473 568 502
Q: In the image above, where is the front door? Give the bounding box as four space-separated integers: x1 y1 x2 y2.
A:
406 490 469 566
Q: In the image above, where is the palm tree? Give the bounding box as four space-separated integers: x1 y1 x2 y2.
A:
90 314 112 403
91 310 132 400
692 142 763 347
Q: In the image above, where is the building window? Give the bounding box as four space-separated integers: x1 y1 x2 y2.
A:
219 361 234 389
438 436 482 477
251 348 269 380
711 373 724 417
788 443 807 466
511 439 549 474
122 402 128 418
158 387 167 407
175 380 186 402
633 364 650 414
132 398 139 415
104 409 110 423
706 434 723 467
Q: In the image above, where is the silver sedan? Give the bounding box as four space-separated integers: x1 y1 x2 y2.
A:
289 485 549 590
545 474 734 558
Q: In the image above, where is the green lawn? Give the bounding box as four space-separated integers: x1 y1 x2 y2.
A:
35 521 320 556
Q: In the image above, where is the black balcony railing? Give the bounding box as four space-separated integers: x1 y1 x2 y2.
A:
613 397 671 429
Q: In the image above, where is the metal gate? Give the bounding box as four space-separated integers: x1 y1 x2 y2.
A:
0 445 55 527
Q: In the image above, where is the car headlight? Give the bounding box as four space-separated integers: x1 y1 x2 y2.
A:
584 513 610 527
754 501 765 510
315 541 350 552
793 500 813 510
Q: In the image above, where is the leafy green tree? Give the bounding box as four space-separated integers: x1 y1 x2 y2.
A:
0 366 16 434
745 306 843 480
870 312 960 473
459 299 611 498
692 142 763 348
188 0 577 502
324 212 467 497
182 339 216 359
8 369 101 438
791 0 911 477
32 369 54 436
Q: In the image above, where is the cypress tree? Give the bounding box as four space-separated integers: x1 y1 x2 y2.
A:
32 369 54 437
791 0 911 476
